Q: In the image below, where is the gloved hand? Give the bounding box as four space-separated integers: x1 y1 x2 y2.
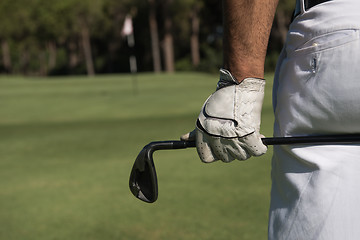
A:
181 69 267 163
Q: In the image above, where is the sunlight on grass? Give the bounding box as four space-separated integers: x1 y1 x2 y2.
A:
0 72 275 240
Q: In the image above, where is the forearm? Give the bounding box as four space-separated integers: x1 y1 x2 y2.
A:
222 0 279 82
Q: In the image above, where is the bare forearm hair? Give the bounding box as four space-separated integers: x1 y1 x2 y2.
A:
222 0 279 82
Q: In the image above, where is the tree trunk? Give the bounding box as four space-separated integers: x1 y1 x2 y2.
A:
1 40 11 73
162 0 174 73
20 49 29 75
47 41 57 71
190 4 200 67
39 50 47 76
148 0 162 72
68 40 79 69
107 41 118 73
81 26 95 76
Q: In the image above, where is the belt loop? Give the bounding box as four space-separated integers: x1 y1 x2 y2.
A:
306 0 333 11
293 0 334 21
293 0 304 20
300 0 306 13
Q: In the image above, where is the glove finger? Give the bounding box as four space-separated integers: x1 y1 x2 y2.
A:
195 128 218 163
241 133 267 156
221 138 250 161
196 129 247 162
180 129 196 141
211 138 237 163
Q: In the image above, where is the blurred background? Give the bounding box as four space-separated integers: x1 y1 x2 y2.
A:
1 0 294 239
0 0 294 76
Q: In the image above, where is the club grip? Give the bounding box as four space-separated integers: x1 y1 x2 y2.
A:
148 134 360 152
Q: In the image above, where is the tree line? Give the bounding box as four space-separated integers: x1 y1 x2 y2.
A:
0 0 294 76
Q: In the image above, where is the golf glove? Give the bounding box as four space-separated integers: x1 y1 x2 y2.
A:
182 69 267 163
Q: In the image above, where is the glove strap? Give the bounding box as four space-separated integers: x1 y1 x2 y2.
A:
217 68 239 90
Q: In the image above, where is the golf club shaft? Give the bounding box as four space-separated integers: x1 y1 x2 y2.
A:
149 134 360 151
262 134 360 145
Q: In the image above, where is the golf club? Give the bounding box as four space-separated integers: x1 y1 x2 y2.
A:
129 134 360 203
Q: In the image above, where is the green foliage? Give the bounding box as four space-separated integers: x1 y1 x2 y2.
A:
175 56 193 71
278 0 296 14
196 43 223 73
0 72 275 240
0 0 293 75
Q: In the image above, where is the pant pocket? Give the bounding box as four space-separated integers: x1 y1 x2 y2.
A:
289 29 360 57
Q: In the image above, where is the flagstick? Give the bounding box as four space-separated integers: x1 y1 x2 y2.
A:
127 34 138 95
122 15 138 95
129 55 138 95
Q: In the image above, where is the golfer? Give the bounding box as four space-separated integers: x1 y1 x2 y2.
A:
182 0 360 239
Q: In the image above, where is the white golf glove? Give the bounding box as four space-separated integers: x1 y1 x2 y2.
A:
182 69 267 163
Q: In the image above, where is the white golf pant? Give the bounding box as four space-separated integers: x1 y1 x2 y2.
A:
269 0 360 239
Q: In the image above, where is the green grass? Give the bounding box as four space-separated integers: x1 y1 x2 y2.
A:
0 72 275 240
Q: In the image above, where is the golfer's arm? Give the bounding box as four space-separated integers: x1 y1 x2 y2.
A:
223 0 279 82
